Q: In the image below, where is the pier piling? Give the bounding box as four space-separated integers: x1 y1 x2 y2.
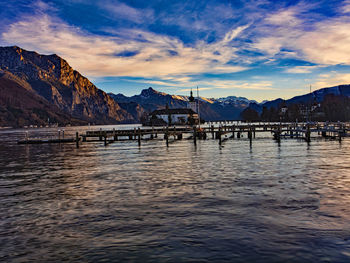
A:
76 132 79 148
138 128 141 147
165 127 169 147
193 126 197 146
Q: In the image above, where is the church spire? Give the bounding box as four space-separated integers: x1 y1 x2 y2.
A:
189 88 194 102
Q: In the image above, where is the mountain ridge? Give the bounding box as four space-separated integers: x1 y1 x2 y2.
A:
1 46 350 127
0 46 134 127
109 87 258 121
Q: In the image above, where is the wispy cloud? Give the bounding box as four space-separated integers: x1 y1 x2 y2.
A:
284 66 321 74
97 0 154 24
312 72 350 89
341 0 350 13
1 14 249 78
175 79 275 92
2 0 350 100
179 87 212 92
251 3 350 66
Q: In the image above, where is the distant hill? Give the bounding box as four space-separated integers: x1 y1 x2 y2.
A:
1 46 350 127
253 85 350 113
110 85 350 122
109 87 256 121
0 46 134 127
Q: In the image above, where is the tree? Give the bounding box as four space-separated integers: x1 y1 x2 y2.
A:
241 108 260 122
261 106 269 121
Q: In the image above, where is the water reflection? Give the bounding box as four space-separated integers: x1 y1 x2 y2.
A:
0 126 350 262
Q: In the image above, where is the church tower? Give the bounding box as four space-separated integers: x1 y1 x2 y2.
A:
188 89 197 112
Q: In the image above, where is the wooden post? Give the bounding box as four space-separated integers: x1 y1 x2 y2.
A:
113 128 117 141
58 130 61 140
76 132 79 148
193 126 197 146
104 135 107 146
278 125 281 142
232 125 235 138
165 127 169 147
211 125 214 139
138 127 141 147
306 125 311 142
273 130 281 142
218 126 222 145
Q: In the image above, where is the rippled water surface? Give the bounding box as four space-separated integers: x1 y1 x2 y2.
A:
1 125 350 262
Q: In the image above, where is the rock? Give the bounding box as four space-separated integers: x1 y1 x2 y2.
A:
0 46 134 126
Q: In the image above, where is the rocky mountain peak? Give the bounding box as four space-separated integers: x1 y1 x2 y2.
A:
140 87 167 97
140 87 157 97
0 46 134 125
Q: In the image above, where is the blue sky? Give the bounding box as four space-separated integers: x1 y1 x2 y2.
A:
1 0 350 101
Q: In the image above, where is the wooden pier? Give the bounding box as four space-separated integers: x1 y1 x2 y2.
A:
18 122 350 148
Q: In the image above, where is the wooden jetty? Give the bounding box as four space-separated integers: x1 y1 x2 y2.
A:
17 122 350 148
18 138 77 144
18 131 80 147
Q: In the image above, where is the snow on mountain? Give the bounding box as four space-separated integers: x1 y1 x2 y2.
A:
214 96 257 106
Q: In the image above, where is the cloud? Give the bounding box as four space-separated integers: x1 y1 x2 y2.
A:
1 14 249 78
312 72 350 89
284 66 320 74
222 25 250 43
179 87 212 92
341 0 350 13
265 9 301 27
212 81 275 90
251 4 350 66
97 0 154 24
297 20 350 65
177 79 275 91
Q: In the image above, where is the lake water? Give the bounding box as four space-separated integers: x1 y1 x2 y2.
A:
1 125 350 262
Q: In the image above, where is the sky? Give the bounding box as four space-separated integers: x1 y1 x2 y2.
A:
1 0 350 101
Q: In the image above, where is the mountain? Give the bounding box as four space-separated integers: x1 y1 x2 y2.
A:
253 85 350 113
109 87 256 121
0 70 86 127
110 85 350 122
215 96 258 106
0 46 133 127
2 46 349 127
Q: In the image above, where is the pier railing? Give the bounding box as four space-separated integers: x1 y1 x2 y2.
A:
18 121 350 147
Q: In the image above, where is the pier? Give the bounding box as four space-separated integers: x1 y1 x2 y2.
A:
17 121 350 147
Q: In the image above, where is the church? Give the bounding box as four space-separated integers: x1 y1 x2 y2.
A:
147 90 200 126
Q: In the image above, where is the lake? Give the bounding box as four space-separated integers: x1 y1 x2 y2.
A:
1 125 350 262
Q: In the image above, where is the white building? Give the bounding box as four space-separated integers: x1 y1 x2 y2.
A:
149 108 198 125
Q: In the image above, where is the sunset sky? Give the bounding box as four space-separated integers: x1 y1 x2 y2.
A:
2 0 350 101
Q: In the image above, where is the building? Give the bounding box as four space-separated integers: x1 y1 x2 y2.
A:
143 90 200 126
149 108 198 125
